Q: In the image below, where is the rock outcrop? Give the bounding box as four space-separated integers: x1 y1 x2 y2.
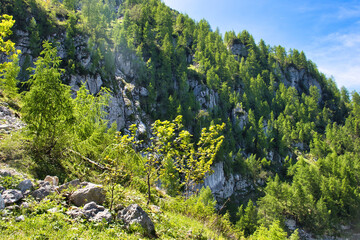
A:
201 162 252 201
228 42 248 60
0 105 24 135
189 79 218 109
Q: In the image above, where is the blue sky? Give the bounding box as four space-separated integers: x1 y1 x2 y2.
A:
162 0 360 92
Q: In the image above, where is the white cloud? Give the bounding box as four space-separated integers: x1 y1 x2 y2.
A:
337 4 360 19
306 31 360 91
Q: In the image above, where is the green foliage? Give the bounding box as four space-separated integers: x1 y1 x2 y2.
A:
2 0 360 237
236 199 258 236
250 220 298 240
72 83 116 159
22 41 74 159
185 186 216 220
0 14 20 97
0 175 21 189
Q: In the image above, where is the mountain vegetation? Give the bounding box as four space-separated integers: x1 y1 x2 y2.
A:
1 0 360 239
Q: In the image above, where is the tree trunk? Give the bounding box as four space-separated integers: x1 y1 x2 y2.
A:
147 172 151 205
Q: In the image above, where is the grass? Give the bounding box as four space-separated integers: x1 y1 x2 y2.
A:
0 186 236 240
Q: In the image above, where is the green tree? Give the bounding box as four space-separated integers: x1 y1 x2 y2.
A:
72 83 117 159
22 41 74 157
28 17 41 56
0 14 20 97
236 199 258 236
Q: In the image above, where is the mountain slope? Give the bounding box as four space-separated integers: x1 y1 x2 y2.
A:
1 0 360 238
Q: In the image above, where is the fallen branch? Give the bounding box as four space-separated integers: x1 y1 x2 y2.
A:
66 148 110 170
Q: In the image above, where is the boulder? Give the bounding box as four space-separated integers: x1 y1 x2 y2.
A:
31 182 55 200
56 179 81 193
117 204 156 237
66 202 112 222
15 215 25 222
2 189 23 205
17 179 33 193
83 202 112 222
66 207 84 219
44 176 59 186
70 183 106 207
0 194 4 209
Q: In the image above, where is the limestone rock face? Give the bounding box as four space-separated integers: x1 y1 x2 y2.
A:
2 189 23 205
118 204 156 237
70 183 106 207
200 162 252 201
282 66 323 100
228 42 248 60
189 79 218 109
232 105 248 130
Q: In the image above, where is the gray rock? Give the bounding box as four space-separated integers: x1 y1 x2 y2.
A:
2 189 23 205
66 207 84 219
44 175 59 186
56 179 81 192
107 95 125 131
0 194 4 209
6 205 20 211
17 179 33 193
285 219 297 231
15 215 25 222
70 183 106 207
118 204 156 237
86 74 103 95
198 161 252 201
0 185 5 193
0 169 20 177
20 202 30 209
83 202 112 222
139 87 149 97
31 184 55 201
228 42 248 59
47 207 59 213
66 202 111 222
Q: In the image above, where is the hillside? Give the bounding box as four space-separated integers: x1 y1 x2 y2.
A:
1 0 360 239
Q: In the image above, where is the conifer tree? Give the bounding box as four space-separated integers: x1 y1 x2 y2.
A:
22 41 74 157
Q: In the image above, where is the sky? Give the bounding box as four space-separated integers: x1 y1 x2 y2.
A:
162 0 360 92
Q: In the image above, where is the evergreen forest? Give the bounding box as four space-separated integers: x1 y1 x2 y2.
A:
0 0 360 239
